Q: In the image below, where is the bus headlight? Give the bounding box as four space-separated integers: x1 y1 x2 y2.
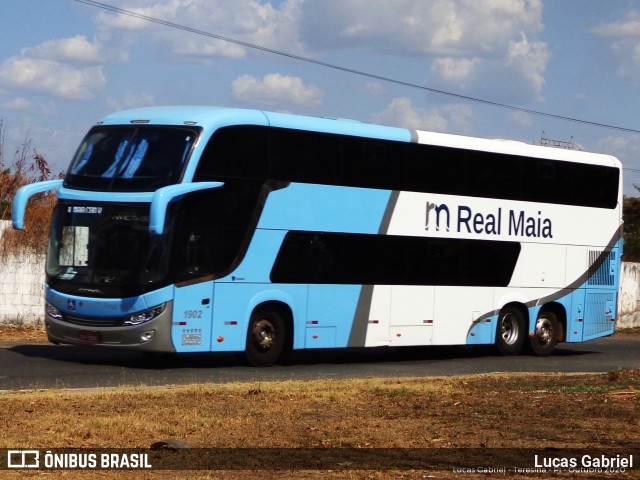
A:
124 304 166 326
46 303 63 320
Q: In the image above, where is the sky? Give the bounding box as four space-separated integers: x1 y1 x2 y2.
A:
2 0 640 195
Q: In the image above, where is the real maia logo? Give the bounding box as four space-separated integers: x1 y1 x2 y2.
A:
425 201 553 238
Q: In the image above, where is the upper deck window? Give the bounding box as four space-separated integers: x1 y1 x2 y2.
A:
65 126 200 191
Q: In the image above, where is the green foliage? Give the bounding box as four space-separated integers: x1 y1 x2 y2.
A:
624 195 640 262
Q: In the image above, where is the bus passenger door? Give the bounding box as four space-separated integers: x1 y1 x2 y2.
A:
390 286 434 346
171 281 214 352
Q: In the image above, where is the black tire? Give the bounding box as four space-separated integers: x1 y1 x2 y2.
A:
245 310 285 366
495 307 526 355
529 311 558 357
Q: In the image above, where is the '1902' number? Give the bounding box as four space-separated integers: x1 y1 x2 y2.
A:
184 310 203 319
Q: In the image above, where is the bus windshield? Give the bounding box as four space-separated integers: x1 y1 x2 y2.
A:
65 126 199 191
46 202 174 297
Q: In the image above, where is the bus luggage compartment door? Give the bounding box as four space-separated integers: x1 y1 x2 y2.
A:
582 290 616 341
171 281 214 352
389 286 434 347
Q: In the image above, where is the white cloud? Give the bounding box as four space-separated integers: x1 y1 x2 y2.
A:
592 10 640 38
508 110 533 127
505 33 549 97
302 0 546 102
370 97 472 133
427 33 549 103
106 91 156 111
599 135 640 161
81 0 549 103
0 33 123 101
301 0 543 56
95 0 304 61
20 35 119 63
3 97 32 110
430 57 479 86
232 73 323 107
593 10 640 85
364 82 386 95
0 57 106 100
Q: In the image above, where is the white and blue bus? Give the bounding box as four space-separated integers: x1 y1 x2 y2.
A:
13 107 622 365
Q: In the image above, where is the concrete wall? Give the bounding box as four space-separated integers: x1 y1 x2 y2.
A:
0 220 46 325
1 215 640 328
0 253 45 325
619 262 640 328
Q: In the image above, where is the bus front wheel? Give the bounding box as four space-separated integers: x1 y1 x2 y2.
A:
245 310 285 366
495 307 525 355
529 311 558 357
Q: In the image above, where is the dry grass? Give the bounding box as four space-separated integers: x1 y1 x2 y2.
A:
1 370 639 479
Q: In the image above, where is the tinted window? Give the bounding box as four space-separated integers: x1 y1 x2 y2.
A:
171 181 265 283
271 231 521 287
195 126 619 209
65 126 199 191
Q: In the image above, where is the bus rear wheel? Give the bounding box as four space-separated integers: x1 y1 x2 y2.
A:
529 311 558 357
245 310 285 366
495 307 525 355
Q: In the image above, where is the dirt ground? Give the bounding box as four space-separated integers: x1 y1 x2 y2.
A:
0 324 47 343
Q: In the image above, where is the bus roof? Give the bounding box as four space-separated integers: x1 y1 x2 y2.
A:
98 106 621 169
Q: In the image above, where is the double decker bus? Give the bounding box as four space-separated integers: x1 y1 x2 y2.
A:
13 107 622 365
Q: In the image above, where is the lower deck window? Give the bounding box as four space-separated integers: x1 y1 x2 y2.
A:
270 231 521 287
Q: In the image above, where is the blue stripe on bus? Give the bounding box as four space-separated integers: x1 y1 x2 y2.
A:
263 111 412 142
57 187 154 203
45 285 174 317
257 184 393 234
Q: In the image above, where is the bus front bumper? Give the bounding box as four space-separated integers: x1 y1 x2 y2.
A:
44 301 176 353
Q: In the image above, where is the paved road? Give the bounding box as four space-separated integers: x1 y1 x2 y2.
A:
1 336 639 391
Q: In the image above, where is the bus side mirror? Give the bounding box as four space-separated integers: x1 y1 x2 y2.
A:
12 179 64 230
149 182 225 235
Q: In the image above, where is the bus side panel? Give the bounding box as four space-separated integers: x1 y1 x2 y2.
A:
257 184 392 235
307 284 362 349
171 280 214 353
431 287 496 345
210 283 308 352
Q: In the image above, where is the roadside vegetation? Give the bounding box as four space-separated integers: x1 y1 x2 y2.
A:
624 195 640 262
0 119 63 257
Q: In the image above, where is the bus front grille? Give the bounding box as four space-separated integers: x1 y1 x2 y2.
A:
62 314 124 327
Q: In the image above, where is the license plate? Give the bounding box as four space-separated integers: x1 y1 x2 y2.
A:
79 330 101 342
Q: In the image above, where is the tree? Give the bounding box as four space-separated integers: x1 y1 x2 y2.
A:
0 119 64 256
624 188 640 263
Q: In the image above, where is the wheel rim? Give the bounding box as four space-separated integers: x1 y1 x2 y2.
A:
252 318 275 352
500 313 520 345
534 317 553 346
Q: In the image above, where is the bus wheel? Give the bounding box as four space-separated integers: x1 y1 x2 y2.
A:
245 310 285 366
529 311 558 357
495 307 525 355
